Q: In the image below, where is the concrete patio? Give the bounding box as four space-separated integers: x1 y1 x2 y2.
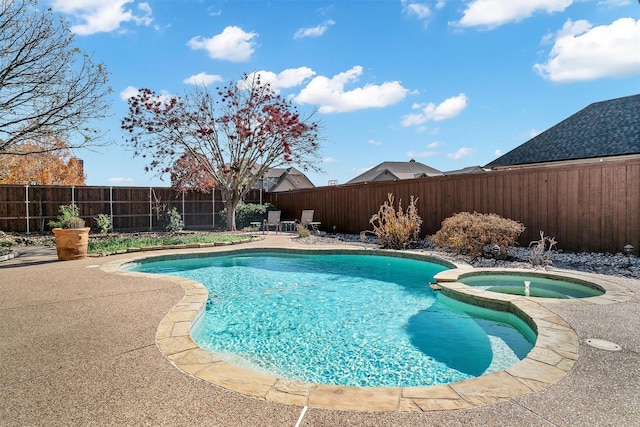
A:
1 235 638 426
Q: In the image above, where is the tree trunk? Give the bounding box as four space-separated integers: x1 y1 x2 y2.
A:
224 198 237 231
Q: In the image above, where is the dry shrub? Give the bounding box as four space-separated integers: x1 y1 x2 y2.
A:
431 212 525 258
370 193 422 249
296 223 310 238
529 230 557 268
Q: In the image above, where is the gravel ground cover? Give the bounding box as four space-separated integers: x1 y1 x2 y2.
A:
298 233 640 279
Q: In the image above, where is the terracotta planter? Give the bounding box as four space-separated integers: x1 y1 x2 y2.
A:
53 228 90 261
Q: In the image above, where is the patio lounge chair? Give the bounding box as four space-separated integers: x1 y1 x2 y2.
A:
300 209 321 232
264 210 281 233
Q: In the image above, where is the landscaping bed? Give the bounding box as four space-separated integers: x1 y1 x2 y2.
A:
0 230 254 257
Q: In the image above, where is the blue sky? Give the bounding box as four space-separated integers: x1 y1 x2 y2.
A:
49 0 640 187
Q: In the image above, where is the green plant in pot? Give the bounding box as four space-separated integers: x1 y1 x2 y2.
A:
49 204 90 261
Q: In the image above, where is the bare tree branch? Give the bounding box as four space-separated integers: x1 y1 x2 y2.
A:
0 0 112 155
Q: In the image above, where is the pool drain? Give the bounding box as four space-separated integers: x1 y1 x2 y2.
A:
585 338 622 351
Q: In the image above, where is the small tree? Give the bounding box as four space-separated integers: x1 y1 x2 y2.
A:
122 74 322 231
0 0 111 155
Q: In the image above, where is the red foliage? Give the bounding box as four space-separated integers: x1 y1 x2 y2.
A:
121 74 322 230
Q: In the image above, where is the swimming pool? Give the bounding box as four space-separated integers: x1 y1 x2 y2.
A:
130 250 536 387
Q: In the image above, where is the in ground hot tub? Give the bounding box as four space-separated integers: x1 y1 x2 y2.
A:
456 272 605 299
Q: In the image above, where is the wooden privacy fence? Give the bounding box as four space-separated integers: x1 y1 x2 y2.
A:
266 159 640 254
0 185 262 233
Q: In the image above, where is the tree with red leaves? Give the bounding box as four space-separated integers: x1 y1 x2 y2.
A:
122 74 322 231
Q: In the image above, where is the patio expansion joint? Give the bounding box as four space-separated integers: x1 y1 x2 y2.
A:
512 399 563 427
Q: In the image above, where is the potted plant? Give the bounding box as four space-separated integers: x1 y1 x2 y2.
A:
48 204 90 261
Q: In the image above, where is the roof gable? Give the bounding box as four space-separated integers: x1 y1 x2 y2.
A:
486 94 640 168
263 166 315 192
347 160 442 184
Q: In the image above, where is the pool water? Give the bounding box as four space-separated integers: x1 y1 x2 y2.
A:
132 251 536 387
459 274 604 299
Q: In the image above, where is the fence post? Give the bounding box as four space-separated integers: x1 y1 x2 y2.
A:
149 187 153 231
182 191 186 227
109 187 114 229
25 184 30 235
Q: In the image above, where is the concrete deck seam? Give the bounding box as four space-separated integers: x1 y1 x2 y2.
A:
512 399 561 426
294 406 308 427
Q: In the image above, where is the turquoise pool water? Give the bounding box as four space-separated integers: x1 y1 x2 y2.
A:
131 251 536 387
459 273 604 299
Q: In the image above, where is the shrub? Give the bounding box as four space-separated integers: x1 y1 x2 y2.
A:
431 212 525 258
163 206 184 232
296 223 310 238
369 193 422 249
217 202 274 230
48 204 83 229
529 230 557 268
94 213 113 234
60 216 86 229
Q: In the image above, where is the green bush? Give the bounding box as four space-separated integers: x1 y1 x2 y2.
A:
430 212 525 259
217 202 274 230
369 193 422 249
163 206 184 232
48 204 83 229
94 213 113 234
60 216 86 229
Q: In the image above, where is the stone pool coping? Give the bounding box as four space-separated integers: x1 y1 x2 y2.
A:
101 247 633 412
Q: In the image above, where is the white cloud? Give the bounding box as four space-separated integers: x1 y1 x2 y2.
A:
402 1 432 19
368 139 382 146
187 26 258 62
51 0 153 35
407 150 437 158
295 66 409 113
183 72 224 86
598 0 631 6
534 18 640 82
294 20 335 39
455 0 572 29
109 177 135 184
527 129 542 138
447 147 475 160
401 93 468 127
120 85 140 100
119 86 174 105
244 68 316 93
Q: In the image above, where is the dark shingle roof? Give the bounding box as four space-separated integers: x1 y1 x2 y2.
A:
485 94 640 168
346 160 442 184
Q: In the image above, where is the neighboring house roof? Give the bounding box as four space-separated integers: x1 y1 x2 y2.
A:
485 93 640 169
444 165 486 175
260 166 315 192
346 160 443 184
